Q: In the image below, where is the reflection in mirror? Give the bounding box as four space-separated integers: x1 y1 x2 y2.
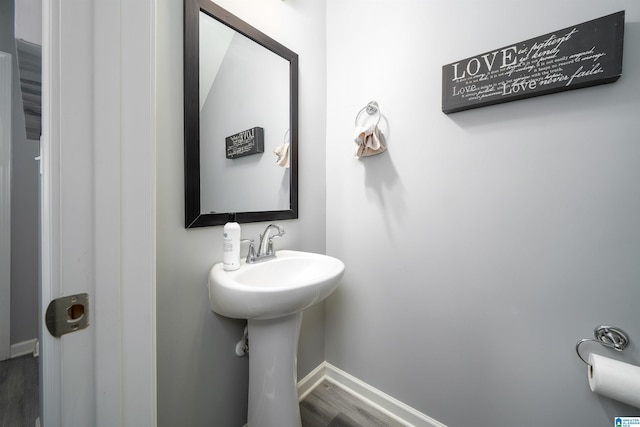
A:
184 0 298 228
199 11 290 214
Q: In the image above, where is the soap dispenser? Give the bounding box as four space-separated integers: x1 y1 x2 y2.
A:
223 215 241 271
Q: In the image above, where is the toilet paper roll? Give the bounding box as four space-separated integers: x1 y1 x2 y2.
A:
588 353 640 408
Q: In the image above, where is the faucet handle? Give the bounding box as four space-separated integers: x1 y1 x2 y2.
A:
265 237 275 256
240 239 255 263
266 232 285 255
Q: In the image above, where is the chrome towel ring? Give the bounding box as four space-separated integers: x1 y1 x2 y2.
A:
355 101 381 126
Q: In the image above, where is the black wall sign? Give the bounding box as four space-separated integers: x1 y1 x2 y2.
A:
225 127 264 159
442 11 624 114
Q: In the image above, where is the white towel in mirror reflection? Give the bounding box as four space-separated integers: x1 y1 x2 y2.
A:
273 141 290 168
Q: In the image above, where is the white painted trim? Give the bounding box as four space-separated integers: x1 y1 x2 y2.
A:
10 338 38 358
93 0 124 423
118 0 157 424
297 362 328 401
42 0 157 425
93 0 157 425
0 52 11 362
297 362 447 427
40 0 62 423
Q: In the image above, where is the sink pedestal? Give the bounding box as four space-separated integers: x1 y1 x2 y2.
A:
247 312 303 427
208 250 345 426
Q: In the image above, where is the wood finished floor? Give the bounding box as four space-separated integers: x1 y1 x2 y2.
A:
0 358 399 427
300 380 406 427
0 355 39 427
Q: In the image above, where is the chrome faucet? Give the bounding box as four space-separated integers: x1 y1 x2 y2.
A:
257 224 285 257
243 224 285 263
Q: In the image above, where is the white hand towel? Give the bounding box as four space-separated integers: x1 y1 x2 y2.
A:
273 142 290 168
353 123 386 158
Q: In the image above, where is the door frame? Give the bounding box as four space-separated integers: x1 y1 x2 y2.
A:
0 51 11 362
41 0 157 425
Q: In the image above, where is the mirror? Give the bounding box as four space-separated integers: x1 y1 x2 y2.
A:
184 0 298 228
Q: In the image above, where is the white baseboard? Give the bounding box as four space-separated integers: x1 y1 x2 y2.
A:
297 361 328 401
297 362 447 427
10 338 38 358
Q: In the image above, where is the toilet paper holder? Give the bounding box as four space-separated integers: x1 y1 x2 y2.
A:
576 325 630 366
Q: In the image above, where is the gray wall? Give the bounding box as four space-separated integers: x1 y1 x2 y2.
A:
325 1 640 426
156 0 327 425
158 1 640 426
0 0 40 347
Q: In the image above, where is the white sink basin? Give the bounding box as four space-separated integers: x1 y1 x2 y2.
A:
208 250 345 320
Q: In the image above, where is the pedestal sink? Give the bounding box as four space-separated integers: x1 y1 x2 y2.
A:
208 250 345 427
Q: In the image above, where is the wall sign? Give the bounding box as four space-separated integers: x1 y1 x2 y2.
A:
442 11 624 114
225 127 264 159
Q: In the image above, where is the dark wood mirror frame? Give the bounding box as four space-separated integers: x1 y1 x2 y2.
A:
184 0 299 228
